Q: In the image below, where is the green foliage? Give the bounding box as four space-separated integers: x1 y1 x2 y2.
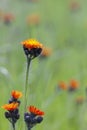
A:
0 0 87 129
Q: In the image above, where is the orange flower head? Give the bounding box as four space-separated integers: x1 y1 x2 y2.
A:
41 46 52 57
21 39 43 58
2 102 18 111
58 81 67 90
11 90 22 99
28 106 44 116
70 80 79 89
21 39 43 49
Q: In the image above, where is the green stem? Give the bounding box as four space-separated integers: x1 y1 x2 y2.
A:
24 56 31 112
12 122 15 130
28 127 31 130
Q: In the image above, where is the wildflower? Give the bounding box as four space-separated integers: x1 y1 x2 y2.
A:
58 81 67 90
40 46 52 58
2 102 20 129
24 106 44 129
29 106 44 116
9 90 22 104
11 90 22 99
68 80 79 91
2 102 18 111
2 91 21 130
21 39 43 59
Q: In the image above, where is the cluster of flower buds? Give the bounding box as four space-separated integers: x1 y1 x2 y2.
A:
2 90 22 128
24 106 44 129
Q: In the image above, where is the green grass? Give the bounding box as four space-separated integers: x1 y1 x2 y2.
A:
0 0 87 130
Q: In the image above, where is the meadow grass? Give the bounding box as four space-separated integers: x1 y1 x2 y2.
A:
0 0 87 130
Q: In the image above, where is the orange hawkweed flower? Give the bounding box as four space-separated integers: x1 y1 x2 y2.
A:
41 46 52 58
2 102 18 111
70 80 79 88
21 39 43 59
11 90 22 99
21 39 43 49
69 80 79 91
58 81 67 90
28 106 44 116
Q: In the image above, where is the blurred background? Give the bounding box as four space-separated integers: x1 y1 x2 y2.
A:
0 0 87 130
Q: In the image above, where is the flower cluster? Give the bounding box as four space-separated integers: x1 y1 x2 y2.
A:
2 90 22 128
2 39 45 130
24 106 44 129
57 80 79 92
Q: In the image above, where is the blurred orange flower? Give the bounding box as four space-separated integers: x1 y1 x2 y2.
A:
11 90 22 99
28 106 44 116
69 80 79 91
58 81 67 90
41 46 52 58
2 102 18 111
